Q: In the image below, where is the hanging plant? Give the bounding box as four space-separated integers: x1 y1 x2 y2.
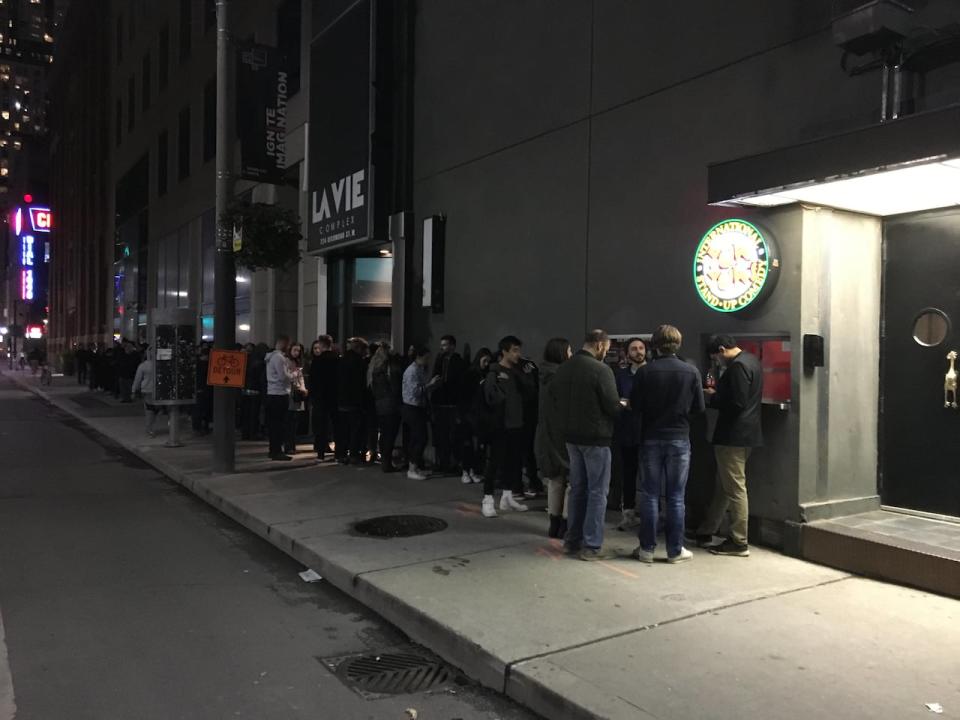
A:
222 201 302 271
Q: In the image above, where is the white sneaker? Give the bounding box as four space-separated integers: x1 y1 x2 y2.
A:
667 547 694 564
499 490 528 512
481 495 497 518
469 471 484 484
631 545 655 563
407 467 427 480
617 508 640 530
461 471 472 484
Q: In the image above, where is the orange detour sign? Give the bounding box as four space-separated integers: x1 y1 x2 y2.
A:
207 349 248 388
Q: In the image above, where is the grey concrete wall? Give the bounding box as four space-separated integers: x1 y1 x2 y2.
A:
797 208 882 521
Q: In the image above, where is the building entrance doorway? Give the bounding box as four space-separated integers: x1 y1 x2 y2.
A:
881 208 960 518
326 254 393 346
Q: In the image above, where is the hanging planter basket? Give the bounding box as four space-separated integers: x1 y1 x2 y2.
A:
222 201 302 271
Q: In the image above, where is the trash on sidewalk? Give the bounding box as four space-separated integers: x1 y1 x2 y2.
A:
298 569 322 583
925 703 944 714
404 709 418 720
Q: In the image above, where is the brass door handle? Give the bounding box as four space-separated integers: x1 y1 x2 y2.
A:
946 350 958 409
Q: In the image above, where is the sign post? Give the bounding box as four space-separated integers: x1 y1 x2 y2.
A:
213 0 238 473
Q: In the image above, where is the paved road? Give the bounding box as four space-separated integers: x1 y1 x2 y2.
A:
0 377 536 720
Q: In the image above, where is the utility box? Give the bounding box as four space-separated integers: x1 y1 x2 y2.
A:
148 308 197 406
832 0 916 55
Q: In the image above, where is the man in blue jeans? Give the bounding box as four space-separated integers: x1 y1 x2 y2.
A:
629 324 705 563
547 329 623 560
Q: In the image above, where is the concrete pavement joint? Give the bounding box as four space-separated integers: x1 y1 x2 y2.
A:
504 574 854 674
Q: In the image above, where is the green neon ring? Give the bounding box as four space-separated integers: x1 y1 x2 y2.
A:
693 219 772 314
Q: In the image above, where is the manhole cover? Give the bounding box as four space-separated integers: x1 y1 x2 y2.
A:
353 514 447 538
338 653 452 695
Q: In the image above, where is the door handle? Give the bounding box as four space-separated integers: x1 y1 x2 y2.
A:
946 350 958 409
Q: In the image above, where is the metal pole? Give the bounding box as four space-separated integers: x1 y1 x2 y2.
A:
213 0 237 473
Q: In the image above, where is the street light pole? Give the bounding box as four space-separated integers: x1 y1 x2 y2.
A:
213 0 237 473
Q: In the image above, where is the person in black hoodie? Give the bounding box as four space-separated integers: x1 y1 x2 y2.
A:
430 335 467 474
308 335 339 461
693 334 763 557
336 337 368 464
369 343 404 472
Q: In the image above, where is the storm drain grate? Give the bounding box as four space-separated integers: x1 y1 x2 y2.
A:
338 653 452 695
353 514 447 538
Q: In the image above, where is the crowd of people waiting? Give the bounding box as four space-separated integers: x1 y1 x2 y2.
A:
69 324 763 563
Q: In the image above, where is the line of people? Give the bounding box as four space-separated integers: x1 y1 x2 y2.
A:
76 323 763 564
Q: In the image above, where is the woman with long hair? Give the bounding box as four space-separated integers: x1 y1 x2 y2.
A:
535 337 573 538
283 342 308 456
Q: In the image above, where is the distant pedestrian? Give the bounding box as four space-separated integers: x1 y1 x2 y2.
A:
369 343 404 473
535 337 573 538
430 335 467 475
192 343 212 434
630 325 704 564
308 335 339 461
550 330 622 560
133 348 160 437
75 344 90 385
693 335 763 557
240 343 266 441
457 348 492 484
402 346 439 480
265 335 295 461
284 342 308 456
479 336 532 518
336 337 369 465
613 338 647 531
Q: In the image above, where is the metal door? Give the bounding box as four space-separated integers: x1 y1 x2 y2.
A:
881 208 960 517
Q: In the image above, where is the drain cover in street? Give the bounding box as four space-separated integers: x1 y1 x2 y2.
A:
353 514 447 538
338 653 452 695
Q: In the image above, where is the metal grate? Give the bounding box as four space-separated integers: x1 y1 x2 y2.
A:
353 514 447 538
338 653 452 695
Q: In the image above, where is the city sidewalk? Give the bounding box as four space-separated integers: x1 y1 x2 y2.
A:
5 369 959 720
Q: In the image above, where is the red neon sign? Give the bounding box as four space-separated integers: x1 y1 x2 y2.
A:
29 207 52 232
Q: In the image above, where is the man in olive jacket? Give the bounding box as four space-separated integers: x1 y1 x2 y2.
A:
549 329 622 560
695 334 763 557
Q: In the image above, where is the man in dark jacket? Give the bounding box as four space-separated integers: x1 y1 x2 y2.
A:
630 325 704 564
480 336 532 517
336 337 368 464
694 334 763 557
309 335 339 461
613 337 646 530
550 329 622 560
430 334 467 474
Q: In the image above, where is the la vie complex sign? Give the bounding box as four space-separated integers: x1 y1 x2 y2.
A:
693 219 780 313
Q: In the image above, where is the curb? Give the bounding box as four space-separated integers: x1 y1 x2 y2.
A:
5 374 597 720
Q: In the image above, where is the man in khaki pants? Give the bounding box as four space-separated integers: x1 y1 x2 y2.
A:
693 335 763 557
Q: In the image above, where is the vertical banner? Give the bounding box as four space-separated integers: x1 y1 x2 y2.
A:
237 43 290 185
307 0 372 253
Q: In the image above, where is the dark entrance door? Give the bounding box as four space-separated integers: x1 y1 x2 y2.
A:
881 208 960 518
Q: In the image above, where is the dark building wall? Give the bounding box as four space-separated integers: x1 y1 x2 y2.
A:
48 0 111 354
410 0 960 533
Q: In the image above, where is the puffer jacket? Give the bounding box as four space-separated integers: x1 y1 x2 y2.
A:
550 350 622 446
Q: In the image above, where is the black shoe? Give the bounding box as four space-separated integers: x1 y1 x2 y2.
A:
709 539 750 557
684 531 717 548
270 453 293 461
557 517 568 539
547 514 562 538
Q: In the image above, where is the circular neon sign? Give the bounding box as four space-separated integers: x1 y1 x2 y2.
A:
693 219 779 313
